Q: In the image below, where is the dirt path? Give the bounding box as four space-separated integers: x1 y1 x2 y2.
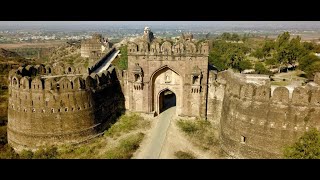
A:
159 117 225 159
134 107 175 159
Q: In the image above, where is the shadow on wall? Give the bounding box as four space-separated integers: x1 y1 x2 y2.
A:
91 67 126 133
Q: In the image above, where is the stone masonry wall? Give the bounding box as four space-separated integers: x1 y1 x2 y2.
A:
7 64 124 151
210 70 320 158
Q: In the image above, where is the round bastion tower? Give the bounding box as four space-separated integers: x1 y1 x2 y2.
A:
7 63 124 151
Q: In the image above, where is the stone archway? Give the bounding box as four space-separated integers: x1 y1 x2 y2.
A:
158 89 176 113
151 66 182 116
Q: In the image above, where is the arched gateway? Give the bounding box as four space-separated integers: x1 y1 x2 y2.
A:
124 27 209 118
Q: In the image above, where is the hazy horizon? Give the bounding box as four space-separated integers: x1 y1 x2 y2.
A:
1 21 320 31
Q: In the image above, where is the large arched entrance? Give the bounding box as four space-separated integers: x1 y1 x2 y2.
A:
151 66 182 116
159 89 176 113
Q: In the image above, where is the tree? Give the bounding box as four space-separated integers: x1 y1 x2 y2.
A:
304 61 320 80
238 60 253 73
252 48 264 60
221 33 231 40
284 128 320 159
114 45 128 70
231 33 240 41
254 62 271 75
299 54 320 79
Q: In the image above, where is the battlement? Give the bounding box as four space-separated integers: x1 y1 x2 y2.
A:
9 64 87 79
218 70 320 106
7 63 123 151
213 70 320 158
9 65 116 93
127 40 209 56
127 28 209 57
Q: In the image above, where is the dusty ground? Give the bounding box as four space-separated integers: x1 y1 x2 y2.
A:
133 107 228 159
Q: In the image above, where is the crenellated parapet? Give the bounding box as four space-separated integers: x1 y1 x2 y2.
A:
7 63 124 151
127 28 209 58
127 40 209 57
9 64 87 78
210 70 320 158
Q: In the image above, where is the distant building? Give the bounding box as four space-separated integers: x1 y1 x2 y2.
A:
80 33 112 59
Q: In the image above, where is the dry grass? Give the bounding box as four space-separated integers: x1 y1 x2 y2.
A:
102 132 145 159
176 119 219 151
104 113 150 138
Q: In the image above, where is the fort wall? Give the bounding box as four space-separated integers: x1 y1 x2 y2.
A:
7 64 124 151
208 70 320 158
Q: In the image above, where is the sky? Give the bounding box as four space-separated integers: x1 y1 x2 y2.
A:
0 21 320 30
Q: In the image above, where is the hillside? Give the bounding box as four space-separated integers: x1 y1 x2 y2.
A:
44 43 90 69
0 48 35 136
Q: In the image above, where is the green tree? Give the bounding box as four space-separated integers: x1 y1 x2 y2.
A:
231 33 240 41
238 60 253 73
221 33 231 40
284 128 320 159
304 61 320 80
252 48 264 60
299 54 320 79
114 45 128 70
254 62 271 75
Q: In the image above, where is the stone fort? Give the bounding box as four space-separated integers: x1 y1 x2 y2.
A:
7 27 320 158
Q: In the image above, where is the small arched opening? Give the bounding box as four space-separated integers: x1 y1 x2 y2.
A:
159 89 176 113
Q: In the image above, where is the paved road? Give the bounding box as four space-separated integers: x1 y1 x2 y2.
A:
92 50 120 74
135 107 176 159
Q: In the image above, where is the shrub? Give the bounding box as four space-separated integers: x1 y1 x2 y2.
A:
19 150 34 159
33 146 58 159
176 119 218 150
103 132 144 159
0 144 19 159
174 151 196 159
104 113 149 138
284 128 320 159
0 126 7 145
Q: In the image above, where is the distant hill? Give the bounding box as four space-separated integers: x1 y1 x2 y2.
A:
0 48 32 65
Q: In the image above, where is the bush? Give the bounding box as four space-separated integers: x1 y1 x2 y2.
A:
254 62 271 75
176 120 199 134
174 151 196 159
284 128 320 159
33 146 58 159
0 144 19 159
104 113 149 138
177 119 218 150
0 126 7 145
19 150 34 159
103 132 144 159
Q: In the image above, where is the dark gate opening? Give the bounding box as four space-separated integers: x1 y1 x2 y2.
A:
159 90 176 113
